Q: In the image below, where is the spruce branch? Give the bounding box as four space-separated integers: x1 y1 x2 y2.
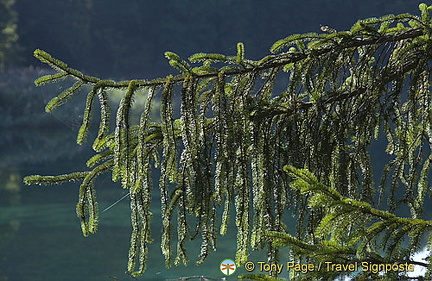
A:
25 4 432 278
282 165 431 277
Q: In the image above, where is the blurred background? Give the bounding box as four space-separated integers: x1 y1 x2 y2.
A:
0 1 426 281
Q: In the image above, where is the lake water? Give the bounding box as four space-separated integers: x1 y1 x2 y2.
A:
0 159 249 281
1 67 428 281
0 68 246 281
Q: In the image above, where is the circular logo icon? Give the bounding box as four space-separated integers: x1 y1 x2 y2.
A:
220 259 236 276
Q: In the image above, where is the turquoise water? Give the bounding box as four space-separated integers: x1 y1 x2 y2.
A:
0 68 243 281
0 172 253 281
2 66 428 281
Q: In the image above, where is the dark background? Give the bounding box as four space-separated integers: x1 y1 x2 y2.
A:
5 0 425 79
0 1 427 281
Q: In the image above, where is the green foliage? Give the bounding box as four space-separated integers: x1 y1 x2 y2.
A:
260 166 432 280
24 4 432 279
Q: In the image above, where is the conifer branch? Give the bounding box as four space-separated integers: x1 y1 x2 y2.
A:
25 4 432 279
34 24 426 91
281 165 431 279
